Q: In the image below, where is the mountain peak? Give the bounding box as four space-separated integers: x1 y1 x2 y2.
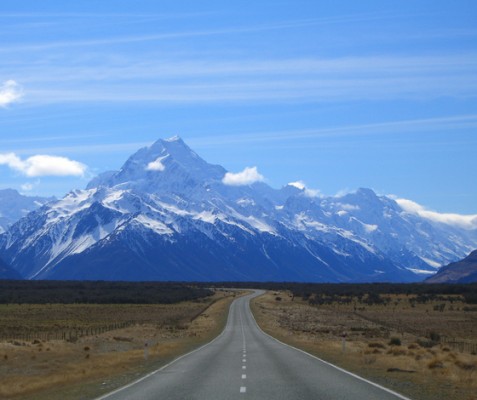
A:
356 187 377 197
86 137 226 193
164 135 182 143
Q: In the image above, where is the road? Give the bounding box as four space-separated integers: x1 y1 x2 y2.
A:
96 290 411 400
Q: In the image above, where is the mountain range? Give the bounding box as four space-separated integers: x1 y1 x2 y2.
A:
0 137 476 282
0 189 54 234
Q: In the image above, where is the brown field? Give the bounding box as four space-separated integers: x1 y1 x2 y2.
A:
0 289 242 400
251 291 477 400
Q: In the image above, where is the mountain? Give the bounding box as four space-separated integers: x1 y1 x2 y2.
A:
0 189 55 234
0 137 476 282
0 257 22 280
426 250 477 283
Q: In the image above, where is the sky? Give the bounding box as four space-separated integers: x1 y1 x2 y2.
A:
0 0 476 216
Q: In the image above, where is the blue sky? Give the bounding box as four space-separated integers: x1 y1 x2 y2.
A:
0 0 476 215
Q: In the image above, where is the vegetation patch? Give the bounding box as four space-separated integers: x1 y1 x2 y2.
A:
251 289 477 400
0 288 241 400
0 280 213 304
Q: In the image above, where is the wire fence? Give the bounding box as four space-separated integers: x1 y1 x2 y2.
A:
0 321 135 342
440 336 477 354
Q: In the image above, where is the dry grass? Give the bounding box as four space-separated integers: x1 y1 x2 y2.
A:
0 289 242 400
251 291 477 400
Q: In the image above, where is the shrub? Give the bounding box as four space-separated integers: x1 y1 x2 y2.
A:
417 339 436 348
387 347 407 356
389 337 402 346
368 342 386 349
455 360 476 370
428 359 444 369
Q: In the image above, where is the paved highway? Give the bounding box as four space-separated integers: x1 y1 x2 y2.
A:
96 291 411 400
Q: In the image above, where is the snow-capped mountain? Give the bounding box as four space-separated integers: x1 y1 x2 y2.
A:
0 189 55 234
0 137 476 282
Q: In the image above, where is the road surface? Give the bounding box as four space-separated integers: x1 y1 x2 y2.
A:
96 290 411 400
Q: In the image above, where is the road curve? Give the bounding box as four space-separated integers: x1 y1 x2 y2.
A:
95 290 411 400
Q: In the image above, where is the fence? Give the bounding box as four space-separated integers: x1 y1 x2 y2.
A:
0 321 135 342
440 336 477 354
354 312 477 354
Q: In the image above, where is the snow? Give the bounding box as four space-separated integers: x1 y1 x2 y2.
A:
407 268 436 275
349 217 378 233
165 135 181 142
237 198 255 207
419 256 442 269
134 214 174 235
102 190 127 206
338 203 360 211
304 244 329 266
194 211 217 224
244 215 276 234
48 189 95 221
293 213 330 233
225 206 276 234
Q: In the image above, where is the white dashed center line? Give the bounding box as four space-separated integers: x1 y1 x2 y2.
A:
239 310 248 394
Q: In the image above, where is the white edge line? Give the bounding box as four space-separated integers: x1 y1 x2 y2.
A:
94 297 238 400
247 295 413 400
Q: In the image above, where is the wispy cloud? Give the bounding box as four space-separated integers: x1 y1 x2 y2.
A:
0 13 402 52
4 114 475 157
3 52 476 105
222 167 264 186
5 141 150 156
0 152 86 177
189 114 477 147
393 197 477 230
0 80 23 107
20 179 40 192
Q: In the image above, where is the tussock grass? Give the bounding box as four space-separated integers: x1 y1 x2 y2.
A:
368 342 386 349
251 290 477 400
0 290 240 400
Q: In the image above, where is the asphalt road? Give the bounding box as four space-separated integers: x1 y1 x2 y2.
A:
96 290 411 400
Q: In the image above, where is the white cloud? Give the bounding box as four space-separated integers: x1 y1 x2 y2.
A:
288 181 306 190
0 152 86 177
146 155 167 171
393 197 477 230
222 166 264 186
288 180 321 197
21 181 37 191
0 80 23 107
